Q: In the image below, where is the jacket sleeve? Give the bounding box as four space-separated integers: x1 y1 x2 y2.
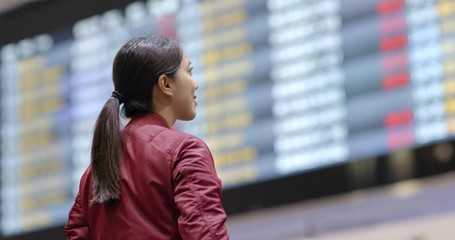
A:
173 136 229 240
64 188 91 239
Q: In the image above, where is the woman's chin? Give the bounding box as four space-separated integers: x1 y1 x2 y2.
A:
179 112 196 121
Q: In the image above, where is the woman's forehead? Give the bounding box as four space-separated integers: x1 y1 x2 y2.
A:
181 54 191 67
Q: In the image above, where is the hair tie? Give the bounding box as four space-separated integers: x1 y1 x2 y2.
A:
111 91 125 104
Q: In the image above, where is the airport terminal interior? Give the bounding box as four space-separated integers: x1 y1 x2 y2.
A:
0 0 454 239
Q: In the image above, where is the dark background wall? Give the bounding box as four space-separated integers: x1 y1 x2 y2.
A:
0 0 138 46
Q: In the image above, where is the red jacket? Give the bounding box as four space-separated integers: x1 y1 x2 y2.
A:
65 113 229 240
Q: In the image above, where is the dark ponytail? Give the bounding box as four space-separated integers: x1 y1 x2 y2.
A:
90 97 122 205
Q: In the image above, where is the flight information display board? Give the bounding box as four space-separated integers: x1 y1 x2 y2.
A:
0 0 454 236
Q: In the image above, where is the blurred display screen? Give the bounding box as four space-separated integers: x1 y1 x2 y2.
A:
0 0 454 236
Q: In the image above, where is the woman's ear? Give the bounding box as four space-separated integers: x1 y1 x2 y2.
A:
156 74 173 97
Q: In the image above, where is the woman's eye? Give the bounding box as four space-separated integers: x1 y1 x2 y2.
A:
188 67 193 75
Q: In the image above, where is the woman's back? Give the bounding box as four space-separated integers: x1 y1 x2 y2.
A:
66 113 228 240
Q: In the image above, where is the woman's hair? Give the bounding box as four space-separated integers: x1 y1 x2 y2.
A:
90 34 183 205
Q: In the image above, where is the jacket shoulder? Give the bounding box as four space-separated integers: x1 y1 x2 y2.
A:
159 129 208 151
153 129 212 162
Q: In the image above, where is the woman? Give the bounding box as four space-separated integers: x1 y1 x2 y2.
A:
65 35 229 240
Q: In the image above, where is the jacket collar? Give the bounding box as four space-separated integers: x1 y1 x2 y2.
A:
127 112 170 129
